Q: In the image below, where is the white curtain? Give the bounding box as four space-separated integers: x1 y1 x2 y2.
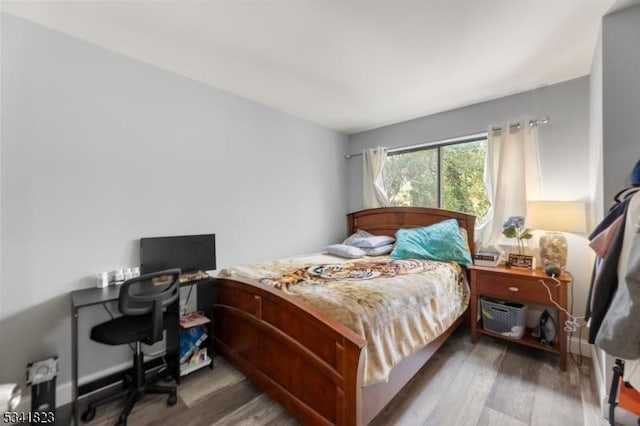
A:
363 147 390 209
475 121 541 252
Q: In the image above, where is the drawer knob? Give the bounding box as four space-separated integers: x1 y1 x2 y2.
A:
508 286 519 292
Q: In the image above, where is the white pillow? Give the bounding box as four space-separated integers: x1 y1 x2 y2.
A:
348 235 395 249
326 244 365 259
361 244 394 256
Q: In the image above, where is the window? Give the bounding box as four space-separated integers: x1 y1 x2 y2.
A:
382 137 490 219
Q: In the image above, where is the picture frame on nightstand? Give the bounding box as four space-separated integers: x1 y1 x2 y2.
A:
507 253 535 269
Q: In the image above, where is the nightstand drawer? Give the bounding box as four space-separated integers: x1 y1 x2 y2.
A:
475 273 553 305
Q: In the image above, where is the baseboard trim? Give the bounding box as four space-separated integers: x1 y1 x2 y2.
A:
591 344 609 419
569 335 592 358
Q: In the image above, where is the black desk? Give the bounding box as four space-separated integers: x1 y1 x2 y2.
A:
70 278 214 423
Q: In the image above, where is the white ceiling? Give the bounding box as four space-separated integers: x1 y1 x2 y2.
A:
1 0 620 134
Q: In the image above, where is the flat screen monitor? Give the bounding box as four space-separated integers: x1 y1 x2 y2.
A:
140 234 216 274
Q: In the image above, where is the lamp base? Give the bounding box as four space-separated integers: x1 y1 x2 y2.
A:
539 232 567 271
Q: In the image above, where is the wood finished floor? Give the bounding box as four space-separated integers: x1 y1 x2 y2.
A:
80 327 606 426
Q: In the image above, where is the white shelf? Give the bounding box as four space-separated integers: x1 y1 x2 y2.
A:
179 312 211 329
180 355 212 376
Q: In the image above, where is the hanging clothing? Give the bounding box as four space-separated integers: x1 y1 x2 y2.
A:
585 182 640 343
589 215 625 258
586 200 629 343
595 192 640 357
592 160 640 386
589 198 630 240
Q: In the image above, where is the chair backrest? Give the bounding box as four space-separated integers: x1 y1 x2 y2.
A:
118 268 181 344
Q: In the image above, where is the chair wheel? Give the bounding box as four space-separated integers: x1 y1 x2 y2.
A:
167 393 177 406
81 407 96 422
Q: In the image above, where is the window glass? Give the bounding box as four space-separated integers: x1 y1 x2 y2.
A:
382 138 489 220
442 140 490 219
383 148 438 208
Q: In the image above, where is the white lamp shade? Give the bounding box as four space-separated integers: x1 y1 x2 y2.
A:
526 201 587 233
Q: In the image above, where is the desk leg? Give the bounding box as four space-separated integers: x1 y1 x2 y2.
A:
71 307 79 425
165 301 181 384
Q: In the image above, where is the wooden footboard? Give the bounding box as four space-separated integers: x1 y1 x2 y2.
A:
213 277 367 425
213 207 475 425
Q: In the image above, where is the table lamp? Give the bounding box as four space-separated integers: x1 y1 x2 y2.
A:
526 201 587 271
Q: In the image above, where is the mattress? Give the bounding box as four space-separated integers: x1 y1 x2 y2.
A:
225 253 469 385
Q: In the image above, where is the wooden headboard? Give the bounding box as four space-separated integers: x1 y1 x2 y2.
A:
347 207 476 255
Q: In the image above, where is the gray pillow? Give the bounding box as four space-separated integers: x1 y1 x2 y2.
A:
348 235 395 249
361 244 394 256
326 244 366 259
343 229 375 246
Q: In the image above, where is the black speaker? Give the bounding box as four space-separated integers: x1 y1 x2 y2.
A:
26 356 58 423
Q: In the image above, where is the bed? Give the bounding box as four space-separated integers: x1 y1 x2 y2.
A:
212 207 476 425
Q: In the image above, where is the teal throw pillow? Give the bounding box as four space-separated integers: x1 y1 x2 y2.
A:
391 219 472 265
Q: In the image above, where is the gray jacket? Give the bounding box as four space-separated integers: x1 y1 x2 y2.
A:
595 193 640 358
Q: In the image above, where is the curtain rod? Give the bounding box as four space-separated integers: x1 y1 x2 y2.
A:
490 116 550 133
345 116 550 159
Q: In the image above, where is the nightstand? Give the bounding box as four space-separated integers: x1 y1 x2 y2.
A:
468 265 570 370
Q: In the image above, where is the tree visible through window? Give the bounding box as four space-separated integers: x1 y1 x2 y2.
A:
382 138 490 220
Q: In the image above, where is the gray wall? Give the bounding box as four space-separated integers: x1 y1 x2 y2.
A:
590 29 604 224
348 77 590 212
590 4 640 414
589 27 610 410
0 13 348 401
348 77 593 318
602 4 640 204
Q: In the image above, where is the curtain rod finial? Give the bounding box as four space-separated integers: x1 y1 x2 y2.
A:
530 116 550 127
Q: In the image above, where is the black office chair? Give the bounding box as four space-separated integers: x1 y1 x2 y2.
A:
81 269 181 426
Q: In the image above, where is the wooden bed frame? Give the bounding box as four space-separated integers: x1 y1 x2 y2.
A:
212 207 475 425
